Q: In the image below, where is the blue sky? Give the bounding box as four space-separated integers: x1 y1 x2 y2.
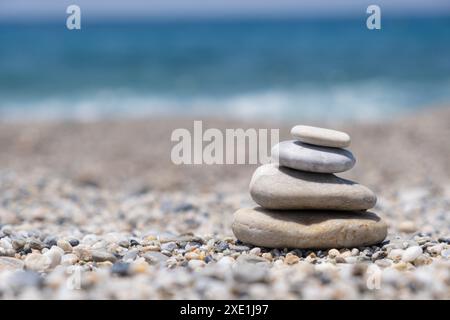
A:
1 0 449 20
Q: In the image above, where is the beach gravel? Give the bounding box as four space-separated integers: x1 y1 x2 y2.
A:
0 108 449 299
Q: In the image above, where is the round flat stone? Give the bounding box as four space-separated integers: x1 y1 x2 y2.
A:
271 140 355 173
250 164 376 210
232 207 387 249
291 125 351 148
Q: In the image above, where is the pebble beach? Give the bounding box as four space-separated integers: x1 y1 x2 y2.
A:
0 107 449 299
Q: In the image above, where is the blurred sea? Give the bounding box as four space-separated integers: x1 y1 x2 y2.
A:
0 17 449 120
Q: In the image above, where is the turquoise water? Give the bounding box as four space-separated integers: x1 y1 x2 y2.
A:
0 17 449 120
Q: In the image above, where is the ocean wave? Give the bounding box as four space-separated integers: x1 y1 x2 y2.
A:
1 81 449 121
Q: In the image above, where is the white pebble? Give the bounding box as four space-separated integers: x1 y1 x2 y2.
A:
217 256 234 266
273 259 284 267
402 246 422 263
188 259 205 269
388 249 404 261
57 239 73 253
25 253 52 272
426 244 443 255
44 246 64 268
328 248 340 259
0 238 13 250
61 253 79 266
398 221 417 233
249 247 261 255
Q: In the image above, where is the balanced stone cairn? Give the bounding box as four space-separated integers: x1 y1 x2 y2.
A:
232 125 388 249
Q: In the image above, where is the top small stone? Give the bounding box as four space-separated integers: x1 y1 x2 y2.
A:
291 125 351 148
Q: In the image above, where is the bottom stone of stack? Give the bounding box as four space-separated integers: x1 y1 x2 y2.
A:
232 207 387 249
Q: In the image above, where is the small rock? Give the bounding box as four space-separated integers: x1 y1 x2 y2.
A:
24 253 51 272
143 252 169 266
185 252 200 260
57 239 72 253
0 247 15 257
97 261 113 269
118 240 130 248
414 254 432 266
130 259 149 274
249 247 261 255
375 259 392 268
402 246 422 263
73 247 92 261
68 239 80 247
273 259 284 267
236 254 268 265
130 239 140 247
44 246 64 268
160 242 178 252
398 221 417 233
371 251 386 261
61 254 78 266
160 250 172 256
81 234 98 246
92 251 117 263
306 252 317 262
217 256 235 267
215 241 229 252
438 236 450 244
12 239 26 251
111 262 130 276
44 236 58 248
0 226 12 236
393 261 408 271
233 264 268 283
290 125 351 148
122 249 139 262
229 244 250 252
142 245 160 252
205 239 215 249
188 259 205 269
415 236 432 245
340 250 352 258
0 257 24 271
28 239 45 251
427 244 443 256
388 249 404 261
271 140 355 173
328 248 340 259
261 253 273 261
284 254 300 265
